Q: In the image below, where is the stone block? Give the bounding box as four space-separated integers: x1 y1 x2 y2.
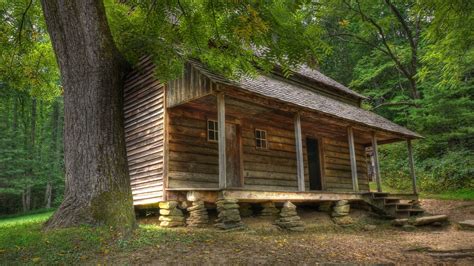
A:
159 201 178 210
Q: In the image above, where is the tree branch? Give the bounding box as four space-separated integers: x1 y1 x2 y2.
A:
384 0 418 76
17 0 34 46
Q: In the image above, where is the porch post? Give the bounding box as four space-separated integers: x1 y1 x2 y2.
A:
371 132 382 192
407 139 417 195
347 127 359 192
217 92 226 189
294 112 305 191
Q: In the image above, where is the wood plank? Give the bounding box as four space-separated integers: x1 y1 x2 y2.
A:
221 190 363 202
347 127 359 192
217 92 226 188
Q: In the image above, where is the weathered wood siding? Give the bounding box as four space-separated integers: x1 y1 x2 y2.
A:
167 106 219 189
165 95 369 192
241 114 309 191
322 138 369 191
166 62 214 108
124 56 165 205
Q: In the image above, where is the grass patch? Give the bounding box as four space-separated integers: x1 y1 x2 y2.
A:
420 188 474 201
0 212 213 264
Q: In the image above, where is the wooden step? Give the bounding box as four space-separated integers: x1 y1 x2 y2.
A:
385 203 412 208
372 192 390 199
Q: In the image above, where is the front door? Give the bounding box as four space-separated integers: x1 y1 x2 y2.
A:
306 138 322 190
225 123 242 187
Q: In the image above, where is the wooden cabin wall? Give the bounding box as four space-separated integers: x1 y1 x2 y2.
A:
166 63 214 108
124 56 165 205
167 106 219 189
240 113 309 191
322 138 369 191
165 95 369 192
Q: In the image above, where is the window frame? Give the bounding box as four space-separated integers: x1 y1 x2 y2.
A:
255 128 268 149
207 119 219 142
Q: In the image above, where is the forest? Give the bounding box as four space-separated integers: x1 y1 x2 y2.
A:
0 0 473 216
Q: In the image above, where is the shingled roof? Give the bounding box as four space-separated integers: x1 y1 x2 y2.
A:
189 60 421 139
293 66 367 99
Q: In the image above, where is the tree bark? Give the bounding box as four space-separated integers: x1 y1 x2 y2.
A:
44 182 52 209
40 0 135 231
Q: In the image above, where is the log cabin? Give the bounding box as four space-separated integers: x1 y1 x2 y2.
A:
123 56 422 217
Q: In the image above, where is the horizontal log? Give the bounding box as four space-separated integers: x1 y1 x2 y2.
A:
168 161 218 174
168 179 219 189
168 171 218 183
127 152 162 166
129 164 163 176
124 97 163 119
169 152 218 165
131 184 164 195
124 93 163 116
130 169 163 181
131 176 163 186
245 178 298 187
132 191 163 201
169 142 218 156
243 156 297 169
244 170 297 180
126 144 163 160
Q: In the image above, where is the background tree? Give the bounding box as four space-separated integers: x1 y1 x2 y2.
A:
318 0 474 192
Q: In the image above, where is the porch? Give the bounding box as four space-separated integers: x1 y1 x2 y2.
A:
164 89 420 198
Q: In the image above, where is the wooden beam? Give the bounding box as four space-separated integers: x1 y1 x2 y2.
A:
371 132 382 192
186 191 219 202
220 190 363 202
347 127 359 192
407 139 417 195
294 112 305 191
217 92 226 189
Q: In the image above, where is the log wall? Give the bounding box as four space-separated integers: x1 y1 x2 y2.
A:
166 62 214 108
167 106 219 189
124 56 165 205
166 96 370 192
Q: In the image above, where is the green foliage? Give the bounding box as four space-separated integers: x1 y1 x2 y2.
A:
105 0 331 80
319 0 474 194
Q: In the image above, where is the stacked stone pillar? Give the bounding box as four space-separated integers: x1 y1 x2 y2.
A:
159 201 185 227
260 202 279 216
215 198 244 230
186 201 209 227
331 200 353 226
275 201 305 231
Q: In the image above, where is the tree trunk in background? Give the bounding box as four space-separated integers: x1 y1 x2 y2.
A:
44 182 52 209
45 98 60 209
12 97 18 132
40 0 135 231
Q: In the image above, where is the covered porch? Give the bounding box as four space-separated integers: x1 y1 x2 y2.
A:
164 88 420 200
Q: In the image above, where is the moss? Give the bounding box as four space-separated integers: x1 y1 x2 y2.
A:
90 190 136 233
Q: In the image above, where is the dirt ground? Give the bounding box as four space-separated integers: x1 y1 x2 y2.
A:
114 199 474 265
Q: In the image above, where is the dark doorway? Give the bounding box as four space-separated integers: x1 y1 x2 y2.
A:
306 138 322 190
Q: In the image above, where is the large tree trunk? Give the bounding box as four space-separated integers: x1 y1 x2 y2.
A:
40 0 135 230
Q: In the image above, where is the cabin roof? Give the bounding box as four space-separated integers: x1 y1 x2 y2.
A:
292 66 367 100
189 60 422 139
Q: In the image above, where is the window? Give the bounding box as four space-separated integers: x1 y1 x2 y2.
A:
255 129 267 149
207 120 218 142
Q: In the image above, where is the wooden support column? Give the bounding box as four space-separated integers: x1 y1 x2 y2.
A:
371 132 382 192
407 139 417 195
217 92 226 189
347 127 359 192
294 113 305 191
